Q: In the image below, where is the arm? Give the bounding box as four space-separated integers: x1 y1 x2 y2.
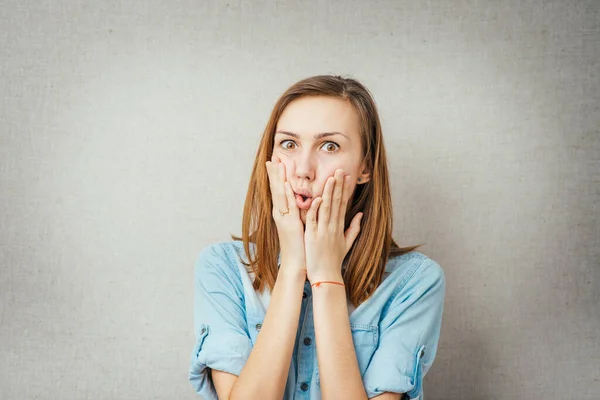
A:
312 272 406 400
311 271 368 399
217 268 305 400
361 259 446 399
207 157 309 399
308 170 399 399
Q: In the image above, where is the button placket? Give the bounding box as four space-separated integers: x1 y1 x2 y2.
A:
296 293 314 396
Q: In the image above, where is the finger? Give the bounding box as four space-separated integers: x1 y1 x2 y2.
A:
339 175 352 230
267 157 287 217
266 156 280 189
284 181 299 216
265 160 279 215
266 161 276 194
277 157 287 191
318 176 335 226
330 169 344 228
306 196 322 232
344 212 363 253
275 160 289 213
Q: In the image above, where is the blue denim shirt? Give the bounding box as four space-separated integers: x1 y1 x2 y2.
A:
189 241 445 399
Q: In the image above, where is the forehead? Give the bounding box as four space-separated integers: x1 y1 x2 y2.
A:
276 96 360 138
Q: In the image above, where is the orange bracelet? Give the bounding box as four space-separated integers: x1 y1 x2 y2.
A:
311 280 345 288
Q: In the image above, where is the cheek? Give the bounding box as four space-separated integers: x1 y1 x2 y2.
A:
282 160 294 180
272 148 283 160
317 166 358 191
272 151 292 175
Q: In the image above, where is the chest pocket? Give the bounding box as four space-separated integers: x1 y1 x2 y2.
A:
316 323 379 386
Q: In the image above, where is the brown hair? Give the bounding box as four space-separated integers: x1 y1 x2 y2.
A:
232 75 424 306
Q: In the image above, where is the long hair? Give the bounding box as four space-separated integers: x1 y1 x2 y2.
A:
232 75 424 307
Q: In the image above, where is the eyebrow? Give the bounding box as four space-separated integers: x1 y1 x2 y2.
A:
275 130 350 141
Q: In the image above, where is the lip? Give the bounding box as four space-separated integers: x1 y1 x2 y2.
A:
295 194 313 210
293 188 313 198
293 188 314 210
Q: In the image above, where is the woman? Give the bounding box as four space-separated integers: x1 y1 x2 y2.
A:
189 75 445 400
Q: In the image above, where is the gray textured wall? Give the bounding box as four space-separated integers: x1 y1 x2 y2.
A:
1 1 598 399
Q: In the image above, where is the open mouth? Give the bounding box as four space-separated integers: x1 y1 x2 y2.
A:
294 193 313 209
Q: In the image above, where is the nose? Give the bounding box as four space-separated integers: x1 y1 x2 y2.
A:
294 150 316 182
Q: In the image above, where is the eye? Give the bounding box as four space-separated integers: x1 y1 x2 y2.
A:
321 141 340 153
280 140 297 150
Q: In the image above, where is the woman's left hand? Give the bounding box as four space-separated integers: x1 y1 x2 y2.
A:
305 169 364 283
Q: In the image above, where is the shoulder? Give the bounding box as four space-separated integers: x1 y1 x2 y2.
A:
384 251 445 298
194 240 249 282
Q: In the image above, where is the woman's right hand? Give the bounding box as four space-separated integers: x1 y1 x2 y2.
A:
265 155 306 276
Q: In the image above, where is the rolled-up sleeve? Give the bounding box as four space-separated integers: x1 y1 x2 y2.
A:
188 243 252 399
363 259 446 399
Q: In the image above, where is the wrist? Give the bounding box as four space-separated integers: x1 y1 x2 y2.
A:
308 272 344 285
277 267 307 284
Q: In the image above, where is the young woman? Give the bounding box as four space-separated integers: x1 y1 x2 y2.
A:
189 75 445 400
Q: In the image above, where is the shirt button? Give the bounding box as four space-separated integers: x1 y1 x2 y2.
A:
300 382 309 391
255 323 262 331
303 337 312 346
302 292 307 299
420 348 425 357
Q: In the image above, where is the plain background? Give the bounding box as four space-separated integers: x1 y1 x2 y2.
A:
1 1 598 399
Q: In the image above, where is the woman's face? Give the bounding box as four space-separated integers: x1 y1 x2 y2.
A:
272 95 370 225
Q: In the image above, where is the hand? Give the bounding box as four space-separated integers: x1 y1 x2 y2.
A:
265 155 306 275
305 169 364 283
